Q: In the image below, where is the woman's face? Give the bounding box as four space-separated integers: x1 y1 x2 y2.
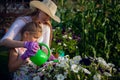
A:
37 10 50 23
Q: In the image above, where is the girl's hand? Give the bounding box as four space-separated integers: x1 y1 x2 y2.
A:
20 49 36 60
24 41 39 53
49 54 56 61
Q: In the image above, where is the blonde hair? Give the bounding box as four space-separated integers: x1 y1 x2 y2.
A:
21 22 42 36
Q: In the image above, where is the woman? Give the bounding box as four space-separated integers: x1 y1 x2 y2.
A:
0 0 60 59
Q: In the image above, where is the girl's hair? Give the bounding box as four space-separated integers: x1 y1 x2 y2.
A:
21 22 42 36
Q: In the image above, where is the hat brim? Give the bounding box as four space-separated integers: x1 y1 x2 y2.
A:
30 1 60 23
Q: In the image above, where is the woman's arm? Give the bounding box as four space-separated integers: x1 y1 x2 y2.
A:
46 21 53 47
40 24 51 53
0 18 26 47
8 49 26 72
40 24 56 60
2 39 24 48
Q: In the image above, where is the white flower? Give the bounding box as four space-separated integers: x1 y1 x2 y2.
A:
68 36 72 39
64 55 70 61
56 74 65 80
33 76 40 80
82 68 91 74
63 35 67 38
113 68 117 72
103 72 112 76
58 42 62 45
57 61 68 68
58 56 65 61
53 38 56 41
76 46 78 48
70 59 75 65
68 27 71 30
63 43 67 47
56 56 70 69
71 64 80 73
84 29 88 34
72 56 82 64
97 57 109 68
97 57 106 64
93 73 101 80
57 56 68 68
108 63 115 67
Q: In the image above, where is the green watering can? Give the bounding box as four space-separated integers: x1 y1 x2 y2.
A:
30 43 50 66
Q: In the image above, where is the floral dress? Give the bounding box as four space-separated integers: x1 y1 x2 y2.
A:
12 48 40 80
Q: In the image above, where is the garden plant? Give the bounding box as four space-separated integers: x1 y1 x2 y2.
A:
50 0 120 79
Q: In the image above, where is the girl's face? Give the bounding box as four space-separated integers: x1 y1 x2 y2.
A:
37 10 50 23
23 31 42 42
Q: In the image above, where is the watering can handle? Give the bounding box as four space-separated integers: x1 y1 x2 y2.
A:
39 43 51 58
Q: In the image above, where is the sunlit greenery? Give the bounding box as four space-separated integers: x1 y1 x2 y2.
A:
51 0 120 78
52 0 120 64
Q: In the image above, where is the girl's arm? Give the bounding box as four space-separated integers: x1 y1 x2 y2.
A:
8 49 26 72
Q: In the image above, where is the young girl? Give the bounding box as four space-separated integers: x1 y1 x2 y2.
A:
8 22 42 80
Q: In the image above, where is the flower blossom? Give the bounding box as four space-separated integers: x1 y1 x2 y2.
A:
71 64 80 73
93 73 101 80
56 74 65 80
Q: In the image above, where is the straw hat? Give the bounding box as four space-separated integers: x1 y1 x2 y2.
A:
30 0 60 23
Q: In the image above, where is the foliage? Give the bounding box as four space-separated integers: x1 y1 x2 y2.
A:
52 0 120 67
51 27 80 57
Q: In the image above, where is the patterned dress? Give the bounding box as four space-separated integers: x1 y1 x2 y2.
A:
12 48 40 80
